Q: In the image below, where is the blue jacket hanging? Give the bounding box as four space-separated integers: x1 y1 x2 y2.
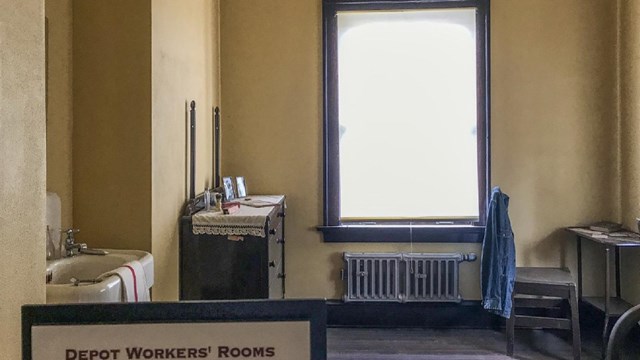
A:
481 186 516 318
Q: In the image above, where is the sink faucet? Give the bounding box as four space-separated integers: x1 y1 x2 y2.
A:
62 229 87 257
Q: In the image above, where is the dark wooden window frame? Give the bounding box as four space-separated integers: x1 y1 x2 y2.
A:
319 0 491 243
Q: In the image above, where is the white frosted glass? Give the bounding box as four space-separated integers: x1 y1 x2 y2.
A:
337 9 479 220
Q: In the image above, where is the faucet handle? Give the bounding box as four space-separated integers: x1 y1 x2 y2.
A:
59 229 81 257
61 229 80 244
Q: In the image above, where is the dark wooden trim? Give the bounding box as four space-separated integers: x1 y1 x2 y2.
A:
327 300 500 328
322 0 491 233
327 1 479 11
477 0 491 225
323 1 340 226
318 225 484 243
327 299 593 330
326 0 478 2
327 299 640 333
23 300 327 360
325 0 482 10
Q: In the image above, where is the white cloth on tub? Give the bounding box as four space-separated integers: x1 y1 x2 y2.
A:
97 260 149 302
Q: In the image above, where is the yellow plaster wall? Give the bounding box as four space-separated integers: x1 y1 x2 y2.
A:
72 0 152 252
220 0 619 299
151 0 220 300
0 0 47 357
491 0 619 297
45 0 73 229
619 0 640 305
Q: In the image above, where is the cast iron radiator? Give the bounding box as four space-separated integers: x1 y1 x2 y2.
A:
342 252 477 303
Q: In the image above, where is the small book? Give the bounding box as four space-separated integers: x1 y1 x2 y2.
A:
222 202 240 215
222 201 240 209
589 221 622 233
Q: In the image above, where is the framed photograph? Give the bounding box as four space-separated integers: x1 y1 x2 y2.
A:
222 176 235 202
236 176 247 198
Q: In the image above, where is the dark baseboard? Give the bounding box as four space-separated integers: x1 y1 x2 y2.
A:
327 300 501 329
326 298 640 346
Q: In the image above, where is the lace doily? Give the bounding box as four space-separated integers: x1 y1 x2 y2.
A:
191 197 283 238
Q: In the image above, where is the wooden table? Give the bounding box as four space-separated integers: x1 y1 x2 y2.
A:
566 227 640 358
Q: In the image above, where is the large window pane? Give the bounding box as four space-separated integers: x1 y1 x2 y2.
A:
338 9 479 220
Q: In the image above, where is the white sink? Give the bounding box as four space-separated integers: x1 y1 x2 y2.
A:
46 249 154 304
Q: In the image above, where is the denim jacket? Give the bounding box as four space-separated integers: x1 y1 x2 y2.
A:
481 186 516 318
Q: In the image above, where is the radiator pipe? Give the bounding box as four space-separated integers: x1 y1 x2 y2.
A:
213 106 221 189
462 253 478 262
190 100 196 200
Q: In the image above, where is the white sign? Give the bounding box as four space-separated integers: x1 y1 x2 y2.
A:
32 321 310 360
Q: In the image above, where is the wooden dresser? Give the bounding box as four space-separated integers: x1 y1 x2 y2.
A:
179 196 285 300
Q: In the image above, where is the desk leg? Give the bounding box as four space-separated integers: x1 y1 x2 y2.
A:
615 247 621 298
602 247 611 359
577 236 583 300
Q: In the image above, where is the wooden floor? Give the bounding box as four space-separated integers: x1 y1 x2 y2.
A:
327 328 601 360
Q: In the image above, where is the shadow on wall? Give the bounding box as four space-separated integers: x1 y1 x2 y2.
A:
331 251 345 299
524 228 571 267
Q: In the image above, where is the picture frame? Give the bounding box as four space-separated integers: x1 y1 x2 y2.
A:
222 176 235 202
236 176 247 198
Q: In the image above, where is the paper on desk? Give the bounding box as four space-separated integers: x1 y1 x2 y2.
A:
609 231 640 238
571 228 603 235
241 195 284 208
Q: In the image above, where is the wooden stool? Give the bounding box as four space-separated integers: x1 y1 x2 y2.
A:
507 267 581 360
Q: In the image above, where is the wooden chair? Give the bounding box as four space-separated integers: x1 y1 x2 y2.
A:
507 267 581 360
606 303 640 360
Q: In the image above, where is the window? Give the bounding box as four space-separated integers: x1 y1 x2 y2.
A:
320 0 490 242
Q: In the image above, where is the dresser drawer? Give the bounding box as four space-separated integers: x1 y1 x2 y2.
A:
267 204 285 233
268 220 284 299
268 257 284 299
